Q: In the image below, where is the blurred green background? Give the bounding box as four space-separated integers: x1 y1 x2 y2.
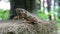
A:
0 9 10 20
0 0 60 33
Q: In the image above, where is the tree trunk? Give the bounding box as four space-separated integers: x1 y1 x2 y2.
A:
47 0 52 20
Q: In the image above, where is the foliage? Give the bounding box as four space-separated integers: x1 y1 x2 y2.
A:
0 9 10 20
58 7 60 17
36 0 40 4
38 10 48 20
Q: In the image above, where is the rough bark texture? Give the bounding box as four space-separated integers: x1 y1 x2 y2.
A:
0 20 57 34
0 8 57 34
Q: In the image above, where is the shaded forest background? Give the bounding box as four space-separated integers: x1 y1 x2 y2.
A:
0 0 60 32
